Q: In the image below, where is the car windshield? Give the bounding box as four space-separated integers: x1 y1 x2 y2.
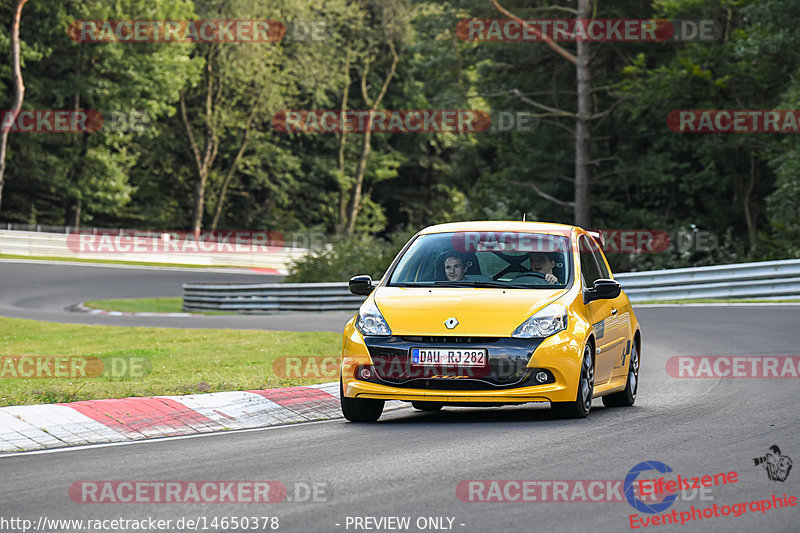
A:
388 231 572 289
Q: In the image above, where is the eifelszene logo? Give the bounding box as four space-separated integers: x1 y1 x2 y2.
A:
754 445 793 482
624 461 737 515
625 461 678 514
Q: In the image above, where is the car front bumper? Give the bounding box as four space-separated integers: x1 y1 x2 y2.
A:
340 318 585 404
343 379 566 404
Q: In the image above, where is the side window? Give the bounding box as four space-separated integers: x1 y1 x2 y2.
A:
586 236 611 279
579 236 602 288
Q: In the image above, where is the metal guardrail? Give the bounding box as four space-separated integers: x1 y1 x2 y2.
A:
182 259 800 313
183 282 362 312
2 222 142 234
616 259 800 301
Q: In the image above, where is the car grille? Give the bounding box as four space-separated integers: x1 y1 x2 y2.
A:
386 375 529 390
401 336 499 344
362 336 547 389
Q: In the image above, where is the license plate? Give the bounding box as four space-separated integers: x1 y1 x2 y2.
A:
411 348 487 367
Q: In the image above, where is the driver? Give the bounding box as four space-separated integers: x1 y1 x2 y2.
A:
529 252 559 284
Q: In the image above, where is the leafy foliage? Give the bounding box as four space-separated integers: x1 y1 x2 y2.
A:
1 0 798 271
285 229 415 282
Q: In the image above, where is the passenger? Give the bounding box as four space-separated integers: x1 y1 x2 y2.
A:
443 253 467 281
529 252 559 284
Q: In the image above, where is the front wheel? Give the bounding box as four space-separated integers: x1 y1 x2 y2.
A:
602 340 639 407
551 343 594 419
340 379 384 422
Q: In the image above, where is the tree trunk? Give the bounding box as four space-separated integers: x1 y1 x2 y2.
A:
344 43 399 238
744 153 757 255
69 56 84 229
73 198 82 229
210 95 260 232
68 132 90 228
491 0 588 225
574 0 591 228
336 45 352 235
181 78 218 236
192 177 207 234
0 0 30 214
345 126 373 237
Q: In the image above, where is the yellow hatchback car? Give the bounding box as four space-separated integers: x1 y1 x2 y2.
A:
340 221 641 421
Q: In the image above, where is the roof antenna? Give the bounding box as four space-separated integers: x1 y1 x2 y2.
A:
522 212 526 221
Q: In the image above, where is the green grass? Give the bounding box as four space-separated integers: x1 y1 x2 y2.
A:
0 317 340 407
0 253 254 270
635 298 800 304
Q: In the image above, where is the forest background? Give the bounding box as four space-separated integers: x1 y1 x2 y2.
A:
1 0 798 280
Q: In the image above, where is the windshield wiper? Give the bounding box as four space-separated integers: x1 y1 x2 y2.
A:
392 281 530 289
432 281 528 289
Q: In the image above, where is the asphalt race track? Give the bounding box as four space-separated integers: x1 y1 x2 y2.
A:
0 260 354 331
0 259 798 532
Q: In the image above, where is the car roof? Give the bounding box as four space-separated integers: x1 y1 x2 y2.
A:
418 221 580 235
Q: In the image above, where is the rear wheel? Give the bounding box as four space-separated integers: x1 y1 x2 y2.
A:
602 340 639 407
340 378 384 422
412 401 443 411
551 343 594 419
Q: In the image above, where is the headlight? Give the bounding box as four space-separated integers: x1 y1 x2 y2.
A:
511 303 568 338
355 299 392 336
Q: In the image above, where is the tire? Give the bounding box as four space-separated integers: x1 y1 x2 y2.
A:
602 340 639 408
340 379 384 422
551 343 594 419
412 401 443 411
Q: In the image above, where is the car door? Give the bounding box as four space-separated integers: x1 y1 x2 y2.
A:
588 240 634 382
579 235 622 385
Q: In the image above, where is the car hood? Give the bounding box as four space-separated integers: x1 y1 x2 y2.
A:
373 286 567 337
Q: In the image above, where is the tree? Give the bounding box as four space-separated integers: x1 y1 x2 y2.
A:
0 0 29 214
491 0 592 227
333 0 410 237
179 0 354 234
615 0 800 263
0 0 201 227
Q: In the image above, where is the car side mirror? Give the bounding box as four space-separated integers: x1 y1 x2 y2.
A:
584 279 621 304
348 275 374 296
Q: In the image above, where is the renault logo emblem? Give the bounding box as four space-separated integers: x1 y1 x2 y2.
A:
444 317 459 329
